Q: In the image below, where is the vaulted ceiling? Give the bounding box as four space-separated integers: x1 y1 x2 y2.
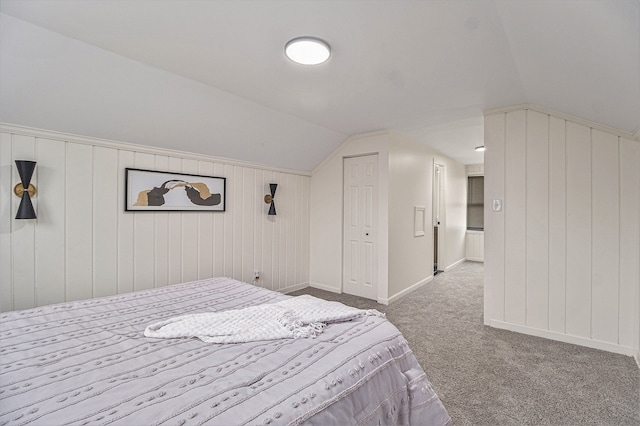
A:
1 0 638 171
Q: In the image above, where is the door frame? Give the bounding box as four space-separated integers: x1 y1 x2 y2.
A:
433 161 446 274
340 152 389 303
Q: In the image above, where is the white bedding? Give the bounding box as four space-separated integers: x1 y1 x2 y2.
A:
144 294 385 343
0 277 451 425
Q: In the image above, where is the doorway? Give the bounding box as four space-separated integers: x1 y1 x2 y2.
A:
433 162 445 275
342 154 378 300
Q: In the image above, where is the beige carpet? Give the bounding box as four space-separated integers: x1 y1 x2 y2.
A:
290 261 639 425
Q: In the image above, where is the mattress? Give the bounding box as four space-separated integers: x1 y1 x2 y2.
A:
0 277 450 425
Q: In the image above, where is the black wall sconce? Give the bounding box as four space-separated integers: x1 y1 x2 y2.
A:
13 160 37 219
264 183 277 216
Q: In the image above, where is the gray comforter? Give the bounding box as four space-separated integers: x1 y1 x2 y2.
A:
0 277 450 425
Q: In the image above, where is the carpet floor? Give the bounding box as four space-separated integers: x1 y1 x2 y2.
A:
289 261 639 425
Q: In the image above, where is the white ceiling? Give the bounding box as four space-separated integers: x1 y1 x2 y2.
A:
1 0 638 171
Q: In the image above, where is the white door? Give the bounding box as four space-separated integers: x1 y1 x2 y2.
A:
343 154 378 300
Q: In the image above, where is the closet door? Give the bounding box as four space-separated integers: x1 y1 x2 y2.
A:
343 154 378 300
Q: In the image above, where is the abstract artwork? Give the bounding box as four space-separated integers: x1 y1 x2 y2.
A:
125 168 226 212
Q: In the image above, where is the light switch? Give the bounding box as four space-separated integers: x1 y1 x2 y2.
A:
492 199 502 212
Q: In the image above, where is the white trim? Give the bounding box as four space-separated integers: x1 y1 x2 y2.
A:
414 206 426 237
635 351 640 368
379 275 433 305
465 257 484 263
484 104 637 140
490 320 636 357
0 123 311 177
444 257 466 271
281 282 310 294
309 281 342 294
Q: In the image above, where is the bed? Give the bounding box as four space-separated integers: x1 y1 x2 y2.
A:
0 277 450 425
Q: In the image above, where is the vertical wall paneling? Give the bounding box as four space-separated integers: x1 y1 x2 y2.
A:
65 143 94 301
223 164 234 277
504 111 527 325
34 138 67 305
232 166 243 280
484 106 639 355
565 122 592 338
548 116 567 333
301 176 310 285
591 130 620 343
465 231 484 261
92 146 118 297
295 175 302 284
133 153 156 291
272 172 281 290
197 161 215 281
0 133 12 311
181 159 200 283
117 150 135 293
618 138 640 347
11 135 36 310
286 174 296 290
167 157 183 285
483 113 505 323
276 173 285 290
0 126 311 312
213 162 225 277
254 169 264 287
154 155 170 287
241 167 255 284
263 171 275 290
525 110 549 329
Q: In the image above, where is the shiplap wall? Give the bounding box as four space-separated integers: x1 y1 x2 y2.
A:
465 231 484 262
0 125 310 312
484 106 639 356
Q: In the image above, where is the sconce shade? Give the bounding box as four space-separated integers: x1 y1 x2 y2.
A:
14 160 37 220
16 192 37 219
264 183 277 216
16 160 36 185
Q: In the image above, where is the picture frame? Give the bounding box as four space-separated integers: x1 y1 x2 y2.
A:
125 168 226 212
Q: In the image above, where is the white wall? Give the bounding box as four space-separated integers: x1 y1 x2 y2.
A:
484 105 639 356
388 133 433 299
0 124 310 312
309 130 466 304
441 157 467 271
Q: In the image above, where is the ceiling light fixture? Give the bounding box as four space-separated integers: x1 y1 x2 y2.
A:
285 37 331 65
475 146 485 152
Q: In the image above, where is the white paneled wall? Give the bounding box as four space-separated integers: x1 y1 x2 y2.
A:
465 231 484 262
484 106 639 356
0 125 310 312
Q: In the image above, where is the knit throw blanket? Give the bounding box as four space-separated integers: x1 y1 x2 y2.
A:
144 295 384 343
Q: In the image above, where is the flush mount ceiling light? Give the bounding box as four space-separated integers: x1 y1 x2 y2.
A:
475 146 486 152
285 37 331 65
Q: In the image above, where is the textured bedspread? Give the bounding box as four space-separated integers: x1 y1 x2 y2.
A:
0 277 450 425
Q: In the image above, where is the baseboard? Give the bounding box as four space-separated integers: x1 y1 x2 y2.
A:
490 320 636 357
281 282 310 294
308 282 342 294
444 257 466 271
465 257 484 262
635 350 640 368
379 275 433 305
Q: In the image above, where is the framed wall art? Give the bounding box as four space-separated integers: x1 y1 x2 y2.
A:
125 168 226 212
